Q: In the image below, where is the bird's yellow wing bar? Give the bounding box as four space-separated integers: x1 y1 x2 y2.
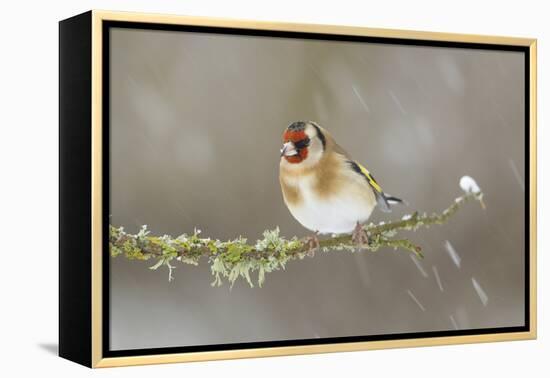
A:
348 160 396 212
354 161 383 194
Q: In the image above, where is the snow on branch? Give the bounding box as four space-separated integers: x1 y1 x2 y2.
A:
109 177 485 288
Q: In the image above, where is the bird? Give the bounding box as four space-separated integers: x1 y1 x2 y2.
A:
279 121 404 252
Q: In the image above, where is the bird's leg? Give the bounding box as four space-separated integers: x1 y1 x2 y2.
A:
304 231 320 257
352 222 369 250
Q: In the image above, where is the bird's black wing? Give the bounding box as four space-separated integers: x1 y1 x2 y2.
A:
347 160 402 212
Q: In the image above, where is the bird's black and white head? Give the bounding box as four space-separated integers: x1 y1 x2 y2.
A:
280 121 327 169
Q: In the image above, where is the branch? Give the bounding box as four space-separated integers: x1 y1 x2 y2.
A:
110 177 485 287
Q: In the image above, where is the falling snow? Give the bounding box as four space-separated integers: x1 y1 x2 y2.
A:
352 85 371 113
410 254 429 278
432 265 444 292
449 315 459 330
407 289 426 312
508 159 525 192
472 277 489 306
388 90 407 115
444 240 462 268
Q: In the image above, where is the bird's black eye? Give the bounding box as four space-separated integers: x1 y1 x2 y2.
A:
294 137 310 150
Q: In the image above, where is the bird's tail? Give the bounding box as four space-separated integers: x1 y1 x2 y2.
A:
385 194 405 205
377 193 407 212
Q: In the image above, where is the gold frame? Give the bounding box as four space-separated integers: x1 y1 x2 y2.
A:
89 9 537 368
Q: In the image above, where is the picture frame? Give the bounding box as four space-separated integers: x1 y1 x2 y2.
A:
59 10 537 368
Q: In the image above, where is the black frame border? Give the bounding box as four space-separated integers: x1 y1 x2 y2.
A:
101 20 531 359
59 11 94 367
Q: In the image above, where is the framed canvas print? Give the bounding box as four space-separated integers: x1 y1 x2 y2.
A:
59 10 537 368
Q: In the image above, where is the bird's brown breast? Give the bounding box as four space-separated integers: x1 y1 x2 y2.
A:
279 151 346 207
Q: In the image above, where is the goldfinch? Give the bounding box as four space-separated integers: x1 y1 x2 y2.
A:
279 121 403 249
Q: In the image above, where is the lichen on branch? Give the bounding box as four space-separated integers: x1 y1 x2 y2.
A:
109 177 485 288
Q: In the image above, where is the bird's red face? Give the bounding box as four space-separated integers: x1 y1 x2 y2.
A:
281 124 311 164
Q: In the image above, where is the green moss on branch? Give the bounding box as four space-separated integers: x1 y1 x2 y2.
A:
110 189 484 288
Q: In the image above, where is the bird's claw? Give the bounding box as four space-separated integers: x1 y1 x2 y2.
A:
304 232 320 257
352 222 369 251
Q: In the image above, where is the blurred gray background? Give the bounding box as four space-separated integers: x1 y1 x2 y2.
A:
109 28 525 350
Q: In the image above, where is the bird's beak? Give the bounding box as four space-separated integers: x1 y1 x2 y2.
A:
280 142 297 157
